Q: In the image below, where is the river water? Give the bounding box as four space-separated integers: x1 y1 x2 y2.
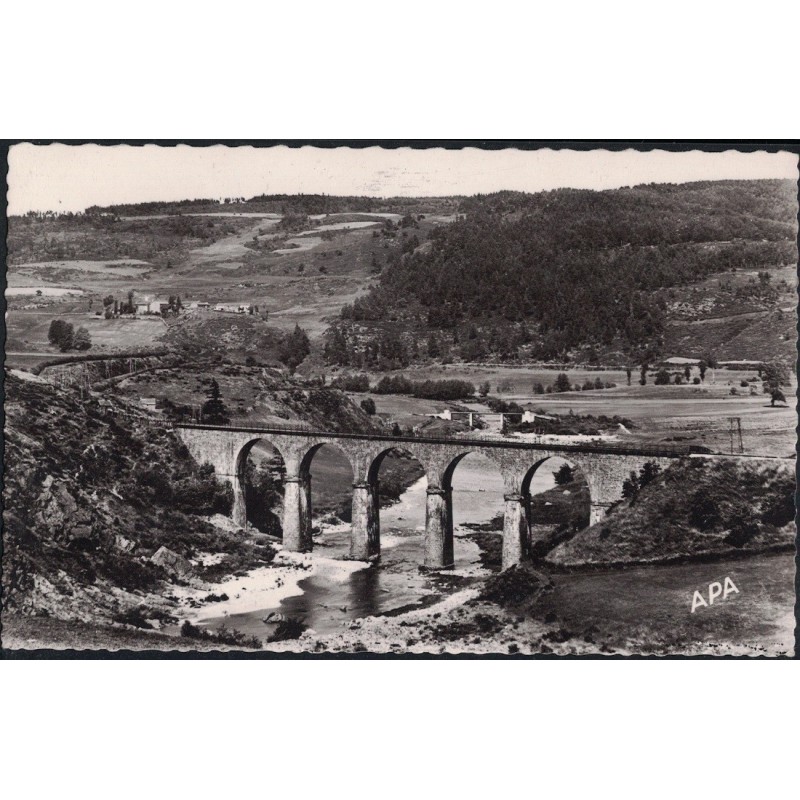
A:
194 456 794 653
200 456 517 637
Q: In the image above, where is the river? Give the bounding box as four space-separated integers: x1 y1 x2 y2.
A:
197 456 518 637
189 456 794 654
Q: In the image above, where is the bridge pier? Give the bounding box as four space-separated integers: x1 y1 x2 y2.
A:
424 486 454 569
283 474 313 552
590 501 613 526
502 493 529 569
350 481 381 561
230 472 247 528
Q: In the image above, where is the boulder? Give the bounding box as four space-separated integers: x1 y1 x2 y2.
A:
69 525 93 540
114 535 136 553
150 546 193 579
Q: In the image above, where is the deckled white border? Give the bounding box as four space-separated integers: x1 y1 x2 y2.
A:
8 144 798 215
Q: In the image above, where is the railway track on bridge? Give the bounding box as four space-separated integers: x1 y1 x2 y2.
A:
173 421 711 459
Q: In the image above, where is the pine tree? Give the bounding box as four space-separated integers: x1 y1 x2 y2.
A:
553 373 571 393
201 379 230 424
279 325 311 372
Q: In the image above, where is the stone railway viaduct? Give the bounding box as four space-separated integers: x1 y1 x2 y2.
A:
175 423 701 571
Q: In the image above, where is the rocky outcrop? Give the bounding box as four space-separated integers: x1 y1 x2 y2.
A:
1 371 220 621
150 547 193 579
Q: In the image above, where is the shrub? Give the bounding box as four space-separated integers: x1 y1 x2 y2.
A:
73 326 92 351
622 472 639 500
554 463 574 485
278 324 311 372
724 506 761 548
693 377 701 385
621 462 660 501
689 488 719 531
103 554 162 591
761 485 795 527
486 398 523 413
180 620 262 648
268 617 307 642
172 469 233 515
654 368 671 385
412 379 475 400
479 565 551 607
114 606 154 629
48 319 74 351
374 375 474 400
374 375 414 394
639 461 661 488
330 374 371 392
360 397 376 415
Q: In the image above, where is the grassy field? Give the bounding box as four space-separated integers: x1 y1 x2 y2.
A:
334 366 796 457
5 310 167 361
5 213 452 352
333 363 631 391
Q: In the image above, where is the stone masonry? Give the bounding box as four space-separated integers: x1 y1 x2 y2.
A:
175 425 681 570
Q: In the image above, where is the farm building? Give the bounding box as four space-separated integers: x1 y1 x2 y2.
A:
135 296 170 314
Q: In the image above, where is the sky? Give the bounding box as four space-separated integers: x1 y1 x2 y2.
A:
7 143 798 215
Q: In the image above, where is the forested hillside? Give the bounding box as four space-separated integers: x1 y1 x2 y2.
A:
325 180 797 367
84 193 461 218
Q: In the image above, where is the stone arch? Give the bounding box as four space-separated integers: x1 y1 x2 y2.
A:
367 445 429 485
235 436 290 480
520 456 558 497
299 441 357 482
440 449 508 569
521 455 592 557
441 450 476 491
231 436 291 529
276 439 357 555
351 445 430 563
